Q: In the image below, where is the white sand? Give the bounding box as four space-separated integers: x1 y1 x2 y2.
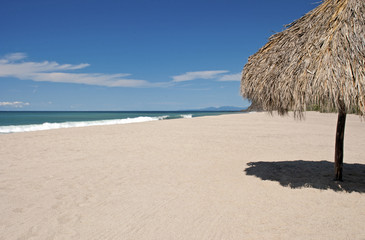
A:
0 112 364 240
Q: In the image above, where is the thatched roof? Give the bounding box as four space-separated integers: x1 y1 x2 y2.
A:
241 0 365 117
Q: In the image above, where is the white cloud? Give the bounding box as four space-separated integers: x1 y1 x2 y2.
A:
172 70 229 82
0 53 150 87
0 101 30 108
27 72 150 87
0 53 241 88
3 52 27 62
218 73 241 81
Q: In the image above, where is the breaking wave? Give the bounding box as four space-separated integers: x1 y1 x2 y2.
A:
181 114 192 118
0 116 169 133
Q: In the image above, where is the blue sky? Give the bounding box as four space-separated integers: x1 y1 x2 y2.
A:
0 0 319 111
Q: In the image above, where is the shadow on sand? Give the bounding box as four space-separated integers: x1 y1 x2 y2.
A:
244 160 365 193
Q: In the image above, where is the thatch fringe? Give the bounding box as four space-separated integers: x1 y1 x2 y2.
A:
241 0 365 118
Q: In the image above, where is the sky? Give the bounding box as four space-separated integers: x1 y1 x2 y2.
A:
0 0 320 111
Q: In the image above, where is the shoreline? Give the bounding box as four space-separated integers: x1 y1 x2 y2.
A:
0 111 242 134
1 112 364 239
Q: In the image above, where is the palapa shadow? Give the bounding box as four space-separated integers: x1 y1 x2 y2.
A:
244 160 365 193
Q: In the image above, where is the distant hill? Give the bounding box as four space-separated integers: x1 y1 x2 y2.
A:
185 106 246 111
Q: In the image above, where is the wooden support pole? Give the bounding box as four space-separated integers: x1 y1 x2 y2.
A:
334 110 346 181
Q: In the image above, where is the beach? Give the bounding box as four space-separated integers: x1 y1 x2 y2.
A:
1 111 364 239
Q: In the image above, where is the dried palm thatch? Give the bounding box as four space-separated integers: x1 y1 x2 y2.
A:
241 0 365 117
240 0 365 181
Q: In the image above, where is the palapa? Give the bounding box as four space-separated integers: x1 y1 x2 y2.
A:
241 0 365 181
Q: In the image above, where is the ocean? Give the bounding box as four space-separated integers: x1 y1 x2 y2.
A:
0 111 239 133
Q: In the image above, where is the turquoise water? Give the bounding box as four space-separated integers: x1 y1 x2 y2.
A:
0 111 239 133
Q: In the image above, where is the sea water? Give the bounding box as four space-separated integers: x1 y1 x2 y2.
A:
0 111 238 133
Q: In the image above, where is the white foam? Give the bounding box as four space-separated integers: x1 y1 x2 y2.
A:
0 116 165 134
181 114 192 119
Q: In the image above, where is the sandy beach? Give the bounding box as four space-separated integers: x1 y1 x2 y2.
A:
1 111 364 240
